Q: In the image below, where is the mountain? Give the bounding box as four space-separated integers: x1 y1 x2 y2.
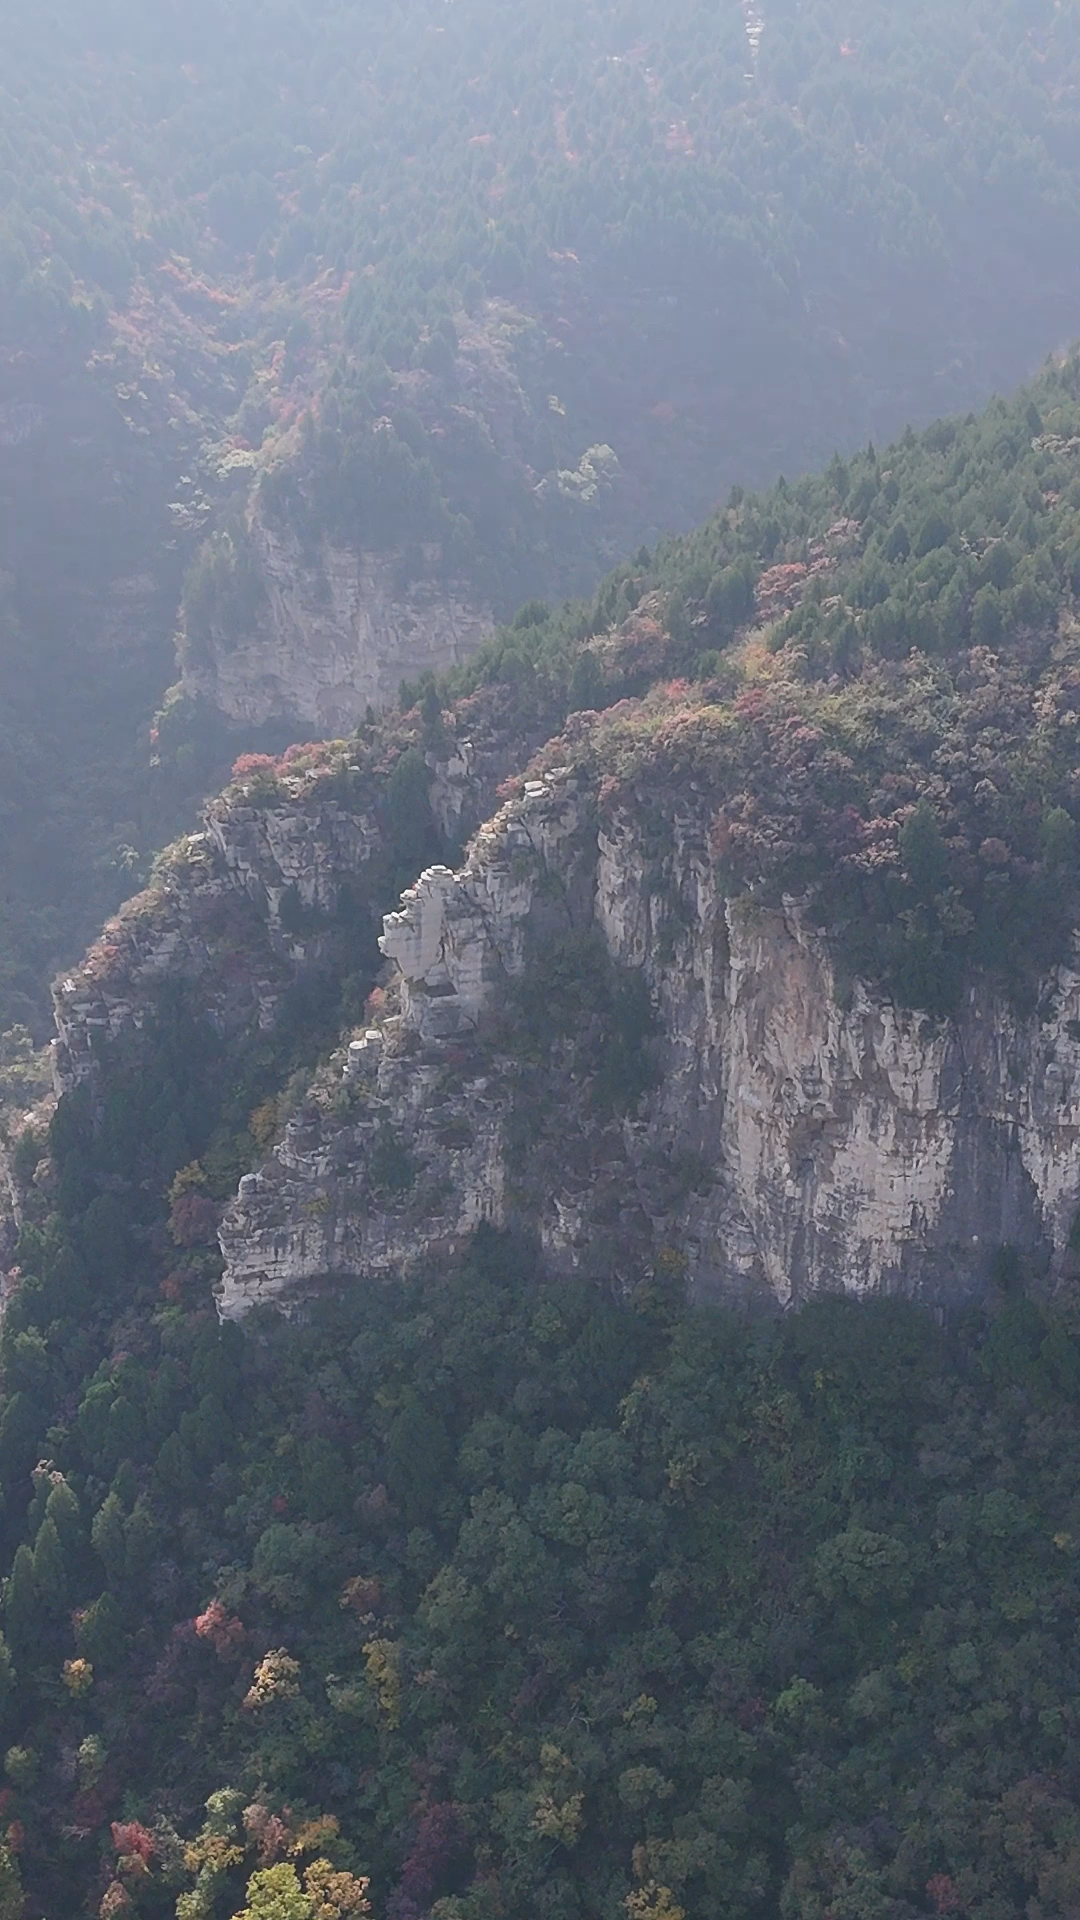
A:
50 353 1080 1309
10 0 1080 1031
2 362 1080 1915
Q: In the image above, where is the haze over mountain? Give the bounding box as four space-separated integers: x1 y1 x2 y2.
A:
5 5 1080 1920
7 0 1080 1026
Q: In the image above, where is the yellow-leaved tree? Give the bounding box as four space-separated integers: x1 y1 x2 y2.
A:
232 1859 372 1920
625 1883 684 1920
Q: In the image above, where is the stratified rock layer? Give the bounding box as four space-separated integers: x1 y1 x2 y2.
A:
218 770 1080 1317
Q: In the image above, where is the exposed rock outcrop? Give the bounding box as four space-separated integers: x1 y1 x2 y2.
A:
217 768 1080 1318
52 825 312 1096
51 692 558 1095
182 522 492 732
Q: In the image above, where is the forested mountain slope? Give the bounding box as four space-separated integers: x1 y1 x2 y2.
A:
9 0 1080 1031
4 362 1080 1915
45 353 1080 1318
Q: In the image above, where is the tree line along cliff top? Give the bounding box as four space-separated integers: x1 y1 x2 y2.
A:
9 0 1080 1041
166 352 1080 1018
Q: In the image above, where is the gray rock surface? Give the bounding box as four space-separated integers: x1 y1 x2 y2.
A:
182 522 492 731
50 714 545 1094
217 770 1080 1317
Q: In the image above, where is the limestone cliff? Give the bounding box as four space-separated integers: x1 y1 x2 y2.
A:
217 767 1080 1318
181 519 492 732
51 691 556 1096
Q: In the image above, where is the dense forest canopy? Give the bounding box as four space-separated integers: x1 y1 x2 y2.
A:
6 1052 1080 1920
10 0 1080 559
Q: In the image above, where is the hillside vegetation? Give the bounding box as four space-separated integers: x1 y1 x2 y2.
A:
412 352 1080 1012
2 360 1080 1914
2 1095 1080 1920
9 0 1080 1029
10 7 1080 1911
11 0 1080 563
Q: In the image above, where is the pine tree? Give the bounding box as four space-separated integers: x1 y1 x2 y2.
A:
5 1546 36 1662
91 1492 126 1586
32 1516 67 1617
45 1478 82 1554
0 1634 15 1725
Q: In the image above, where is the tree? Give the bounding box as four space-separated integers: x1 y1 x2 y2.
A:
32 1515 68 1616
1041 806 1077 869
303 1861 372 1920
568 650 605 712
75 1592 123 1666
814 1527 913 1608
0 1844 22 1920
5 1546 36 1660
900 800 948 897
45 1477 83 1554
234 1863 312 1920
387 1394 453 1527
385 746 438 879
91 1492 127 1585
971 583 1003 645
0 1637 15 1725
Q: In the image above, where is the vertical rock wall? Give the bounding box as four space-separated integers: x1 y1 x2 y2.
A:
217 775 1080 1317
182 524 493 732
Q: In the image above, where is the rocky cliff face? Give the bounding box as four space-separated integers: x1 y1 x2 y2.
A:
52 826 316 1097
51 761 398 1095
217 768 1080 1318
182 520 492 732
51 694 555 1096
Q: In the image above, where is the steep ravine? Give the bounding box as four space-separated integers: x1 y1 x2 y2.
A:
213 766 1080 1318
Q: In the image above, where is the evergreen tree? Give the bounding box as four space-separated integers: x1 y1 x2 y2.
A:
5 1547 36 1664
90 1492 126 1587
31 1516 67 1618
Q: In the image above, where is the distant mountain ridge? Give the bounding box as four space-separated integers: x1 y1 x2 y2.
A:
28 353 1080 1324
10 0 1080 1028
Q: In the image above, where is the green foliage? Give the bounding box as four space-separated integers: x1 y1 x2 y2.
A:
0 1846 22 1920
16 13 1080 1918
4 1174 1080 1919
4 1547 35 1665
504 930 657 1148
491 361 1080 1009
384 747 441 889
7 947 1080 1916
237 1865 312 1920
900 801 948 897
31 1515 68 1616
13 0 1080 1042
3 1747 36 1790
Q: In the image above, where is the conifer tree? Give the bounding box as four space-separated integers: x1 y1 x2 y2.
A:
32 1516 67 1617
90 1492 126 1586
5 1546 36 1662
